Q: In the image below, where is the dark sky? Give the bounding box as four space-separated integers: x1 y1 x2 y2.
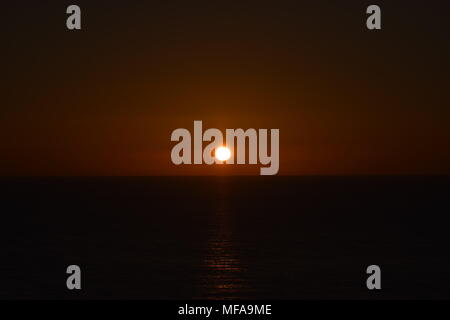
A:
1 0 449 175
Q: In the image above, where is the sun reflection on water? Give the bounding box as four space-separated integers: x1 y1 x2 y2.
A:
199 181 249 299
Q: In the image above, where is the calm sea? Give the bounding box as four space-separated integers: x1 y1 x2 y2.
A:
1 176 449 299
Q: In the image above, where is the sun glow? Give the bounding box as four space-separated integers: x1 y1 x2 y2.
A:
215 146 231 162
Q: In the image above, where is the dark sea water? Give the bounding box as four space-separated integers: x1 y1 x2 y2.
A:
1 176 449 299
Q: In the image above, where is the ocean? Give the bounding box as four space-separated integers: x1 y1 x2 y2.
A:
1 176 449 299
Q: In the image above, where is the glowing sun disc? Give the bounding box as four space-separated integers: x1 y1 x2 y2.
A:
215 146 231 162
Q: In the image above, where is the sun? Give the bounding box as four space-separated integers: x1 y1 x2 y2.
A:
215 146 231 162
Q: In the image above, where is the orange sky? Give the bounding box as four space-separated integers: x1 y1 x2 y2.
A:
1 1 450 175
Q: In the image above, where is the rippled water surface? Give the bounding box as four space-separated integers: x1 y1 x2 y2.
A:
1 176 450 299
